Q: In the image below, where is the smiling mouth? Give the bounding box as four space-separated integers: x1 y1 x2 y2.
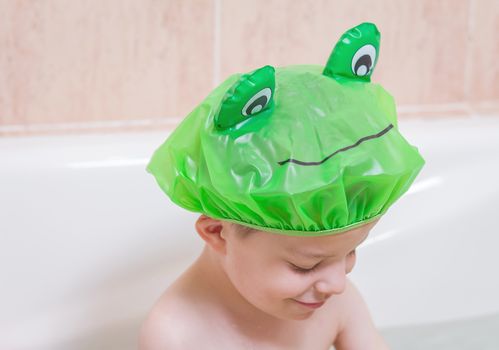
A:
277 124 394 166
294 299 326 309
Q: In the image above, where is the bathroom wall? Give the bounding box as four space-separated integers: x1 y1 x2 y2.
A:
0 0 497 136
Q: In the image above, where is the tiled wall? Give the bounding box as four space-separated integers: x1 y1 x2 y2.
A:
0 0 498 136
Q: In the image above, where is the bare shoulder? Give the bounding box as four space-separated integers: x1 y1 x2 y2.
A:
333 279 390 350
139 291 180 349
139 289 198 350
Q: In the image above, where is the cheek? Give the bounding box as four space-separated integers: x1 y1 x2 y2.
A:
224 251 269 296
226 255 307 300
270 270 312 297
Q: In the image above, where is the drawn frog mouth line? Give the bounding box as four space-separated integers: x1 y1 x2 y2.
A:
277 124 394 166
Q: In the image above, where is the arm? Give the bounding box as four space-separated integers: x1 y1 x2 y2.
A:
333 279 390 350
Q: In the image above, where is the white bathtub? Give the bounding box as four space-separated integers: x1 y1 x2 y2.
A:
1 117 499 349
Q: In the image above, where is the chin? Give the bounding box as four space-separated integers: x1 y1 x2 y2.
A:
260 307 311 322
290 311 315 321
254 300 315 321
276 309 315 321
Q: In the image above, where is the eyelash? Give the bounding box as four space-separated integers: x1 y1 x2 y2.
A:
290 250 356 274
291 264 318 274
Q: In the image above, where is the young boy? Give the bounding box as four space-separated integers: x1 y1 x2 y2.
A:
140 22 425 349
140 216 388 349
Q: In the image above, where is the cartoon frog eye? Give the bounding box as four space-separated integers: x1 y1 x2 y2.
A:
351 44 376 76
323 22 380 83
215 65 275 130
241 88 272 116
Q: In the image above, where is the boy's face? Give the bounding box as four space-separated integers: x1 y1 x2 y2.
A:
221 220 378 321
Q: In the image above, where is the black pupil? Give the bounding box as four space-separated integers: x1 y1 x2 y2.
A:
247 95 268 114
354 54 372 75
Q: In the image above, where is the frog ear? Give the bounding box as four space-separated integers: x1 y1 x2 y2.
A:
214 65 275 130
323 22 380 83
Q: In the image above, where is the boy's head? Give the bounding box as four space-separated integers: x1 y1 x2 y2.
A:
195 214 379 320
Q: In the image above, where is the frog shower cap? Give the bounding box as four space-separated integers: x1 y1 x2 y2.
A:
147 22 425 237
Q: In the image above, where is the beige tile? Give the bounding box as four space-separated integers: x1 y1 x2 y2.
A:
219 0 469 107
0 0 214 127
467 0 499 103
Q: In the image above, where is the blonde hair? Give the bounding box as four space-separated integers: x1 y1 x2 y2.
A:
230 222 257 238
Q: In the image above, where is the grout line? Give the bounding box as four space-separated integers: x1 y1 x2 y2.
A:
397 103 468 113
212 0 221 87
397 101 499 120
464 0 475 117
0 117 183 133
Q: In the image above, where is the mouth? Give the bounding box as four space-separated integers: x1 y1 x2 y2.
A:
277 123 394 166
294 299 326 309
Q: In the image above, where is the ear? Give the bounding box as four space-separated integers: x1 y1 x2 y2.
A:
214 65 275 130
194 215 230 254
323 22 380 83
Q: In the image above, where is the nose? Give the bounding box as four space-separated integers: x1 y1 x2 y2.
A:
313 260 347 296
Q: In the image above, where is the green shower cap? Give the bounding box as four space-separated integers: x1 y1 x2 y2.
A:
147 22 425 237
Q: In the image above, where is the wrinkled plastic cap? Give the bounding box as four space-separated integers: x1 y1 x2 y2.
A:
147 22 425 236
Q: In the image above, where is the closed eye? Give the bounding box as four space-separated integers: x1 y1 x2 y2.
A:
289 250 356 274
289 263 319 274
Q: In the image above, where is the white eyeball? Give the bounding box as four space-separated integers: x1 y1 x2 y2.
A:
242 88 272 116
351 44 376 76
